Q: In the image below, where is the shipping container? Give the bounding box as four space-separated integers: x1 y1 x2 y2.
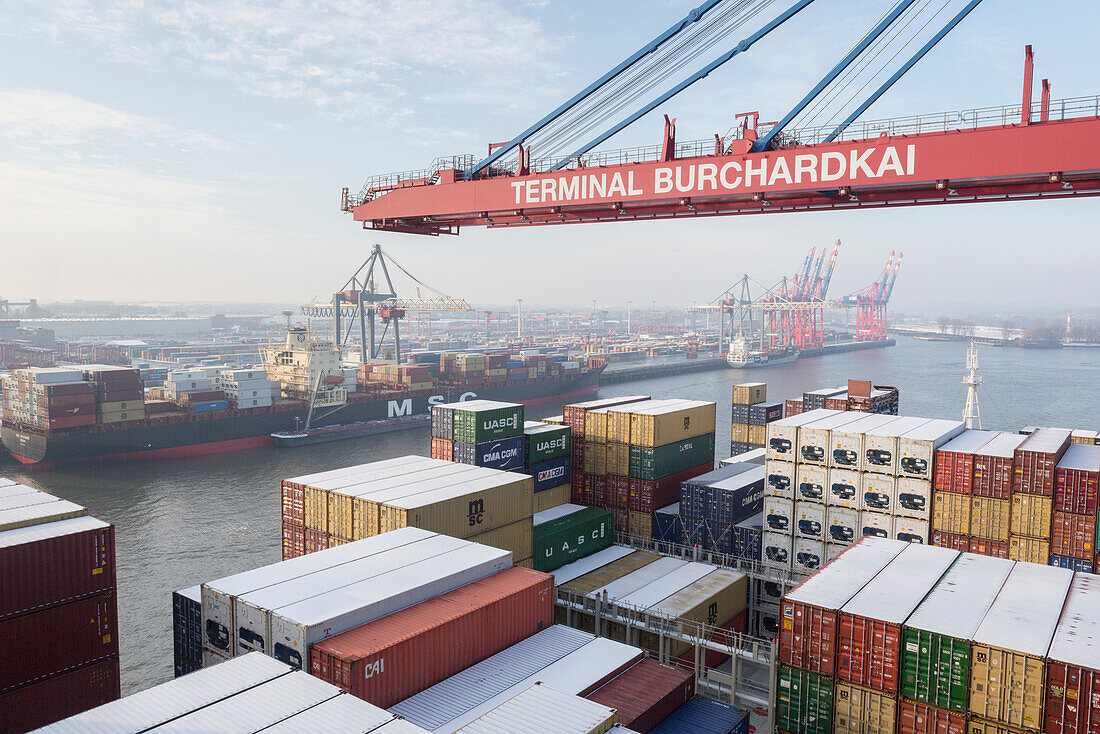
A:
768 461 796 499
1048 554 1093 572
895 517 930 544
969 537 1010 559
0 593 119 693
796 412 870 467
0 497 87 533
837 544 959 692
525 422 572 464
861 511 894 539
1010 493 1054 540
586 659 693 733
0 516 114 621
452 401 525 444
646 568 748 631
897 700 966 734
456 681 617 733
829 414 901 469
794 538 826 574
1044 573 1100 734
780 537 908 674
766 410 841 463
1007 535 1050 564
650 696 748 734
0 657 120 733
749 400 784 426
777 666 834 734
931 530 970 551
901 554 1016 712
932 491 971 536
605 400 682 444
1053 444 1100 514
630 462 714 512
971 497 1012 541
534 505 613 572
629 400 717 448
732 514 762 560
763 531 793 571
254 693 400 733
827 506 860 545
935 431 999 494
829 469 863 509
268 543 511 669
173 585 202 673
898 478 933 521
469 516 533 563
898 420 966 481
1014 428 1072 496
1050 511 1094 560
766 496 794 534
653 505 682 545
863 474 897 515
535 483 571 513
795 501 826 541
560 551 661 593
974 434 1028 499
564 396 651 439
629 433 716 481
732 382 767 405
309 567 553 708
795 464 828 502
378 473 533 538
863 417 934 475
969 562 1074 730
834 681 898 734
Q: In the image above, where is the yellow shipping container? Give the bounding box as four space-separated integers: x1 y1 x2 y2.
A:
606 443 631 477
584 441 607 475
304 487 328 533
100 400 145 413
969 645 1046 731
731 422 749 443
732 382 767 405
327 492 353 540
542 415 566 426
327 535 349 547
747 424 766 446
971 497 1012 541
351 496 373 540
1008 535 1050 564
628 510 652 538
378 474 533 538
562 551 662 595
639 568 748 656
515 557 535 569
966 717 1030 734
585 409 610 442
1010 493 1053 539
534 484 571 513
933 491 972 535
469 516 534 561
100 410 146 424
834 683 898 734
630 401 716 448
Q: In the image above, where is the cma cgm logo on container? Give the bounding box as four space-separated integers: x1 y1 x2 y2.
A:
482 444 521 463
679 441 694 453
509 144 917 205
538 465 566 482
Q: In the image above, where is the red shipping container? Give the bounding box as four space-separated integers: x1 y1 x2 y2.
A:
930 531 969 552
0 518 115 621
898 700 966 734
570 474 585 505
837 614 901 692
304 528 327 555
0 657 120 734
1045 661 1100 734
607 475 630 509
281 483 304 526
1051 512 1095 561
1014 428 1072 496
586 659 694 733
785 399 804 416
585 474 607 506
0 593 118 693
612 507 629 533
430 438 453 462
35 383 94 398
969 537 1009 558
628 462 714 513
973 436 1024 500
1055 447 1100 515
282 523 304 560
45 416 97 430
310 567 553 707
934 448 978 494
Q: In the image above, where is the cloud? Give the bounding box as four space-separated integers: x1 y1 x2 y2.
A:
10 0 564 119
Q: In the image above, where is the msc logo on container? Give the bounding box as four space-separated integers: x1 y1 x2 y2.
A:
468 499 485 527
684 417 691 430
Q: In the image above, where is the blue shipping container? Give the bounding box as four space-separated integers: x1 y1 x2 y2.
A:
529 456 571 493
1050 555 1094 573
454 435 525 471
193 400 229 412
688 465 764 525
704 518 732 554
650 697 749 734
684 516 707 548
654 504 682 544
732 513 763 561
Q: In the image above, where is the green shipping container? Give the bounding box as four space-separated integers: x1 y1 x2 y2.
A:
901 628 969 712
533 506 613 572
452 401 525 443
776 666 833 734
525 423 572 464
629 433 716 480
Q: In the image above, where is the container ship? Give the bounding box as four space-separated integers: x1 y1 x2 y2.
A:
0 328 605 466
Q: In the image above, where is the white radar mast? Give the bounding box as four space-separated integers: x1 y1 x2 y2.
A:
962 341 982 429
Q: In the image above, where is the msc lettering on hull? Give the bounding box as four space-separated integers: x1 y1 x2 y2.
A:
510 145 916 206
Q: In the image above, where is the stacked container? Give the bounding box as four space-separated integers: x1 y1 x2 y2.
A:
1050 444 1100 571
216 368 275 409
676 464 764 555
524 420 573 512
0 486 119 731
585 659 695 732
172 585 202 677
83 365 146 424
930 430 998 552
730 382 783 456
1010 428 1072 564
564 395 651 504
967 432 1028 558
533 504 613 573
456 682 619 733
1044 573 1100 734
431 400 526 471
0 368 96 431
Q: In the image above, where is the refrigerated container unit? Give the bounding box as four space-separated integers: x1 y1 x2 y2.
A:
765 496 794 534
795 464 828 503
797 412 870 467
863 473 897 515
934 430 999 494
862 417 934 475
456 682 618 733
860 511 894 539
968 562 1073 731
973 433 1028 499
829 414 902 470
826 506 859 545
793 538 825 575
1013 427 1072 496
795 501 826 541
763 531 793 571
173 585 202 677
768 460 796 499
765 410 841 463
898 420 966 481
828 469 862 509
897 478 933 521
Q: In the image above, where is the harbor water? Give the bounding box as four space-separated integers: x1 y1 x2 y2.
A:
5 336 1098 694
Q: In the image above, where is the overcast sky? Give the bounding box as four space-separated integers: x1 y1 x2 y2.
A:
2 0 1097 314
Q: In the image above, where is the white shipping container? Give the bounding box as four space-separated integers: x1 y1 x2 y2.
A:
896 477 932 521
839 544 959 624
552 546 635 586
862 416 933 474
793 538 825 575
859 511 894 539
233 534 466 657
586 557 686 600
826 506 859 545
258 690 400 733
36 652 292 733
827 469 862 509
283 455 429 490
972 562 1073 656
829 414 900 469
794 464 828 502
893 517 930 544
268 543 512 669
0 483 37 498
456 682 616 734
616 562 714 609
783 537 908 611
1047 573 1100 672
897 419 966 480
861 473 897 514
794 500 826 541
203 648 230 668
826 543 848 563
762 532 793 571
0 498 87 533
764 496 794 534
765 460 795 499
302 457 455 493
202 527 437 657
765 409 840 462
905 554 1016 643
797 412 868 466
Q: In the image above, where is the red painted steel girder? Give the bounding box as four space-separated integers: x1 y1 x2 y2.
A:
350 117 1100 235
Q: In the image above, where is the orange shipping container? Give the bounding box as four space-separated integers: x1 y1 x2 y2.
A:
898 700 966 734
1051 511 1094 560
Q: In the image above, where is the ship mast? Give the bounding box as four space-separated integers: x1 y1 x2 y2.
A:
962 341 982 429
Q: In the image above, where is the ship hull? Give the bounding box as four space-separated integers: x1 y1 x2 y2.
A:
3 371 601 467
